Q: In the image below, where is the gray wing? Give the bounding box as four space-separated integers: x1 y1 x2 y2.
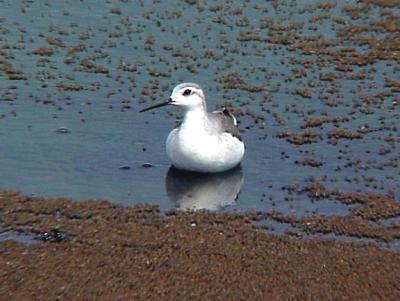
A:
208 107 243 141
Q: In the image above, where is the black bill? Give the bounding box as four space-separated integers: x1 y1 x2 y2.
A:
139 99 172 113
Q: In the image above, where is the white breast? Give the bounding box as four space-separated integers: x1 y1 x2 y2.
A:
166 126 244 173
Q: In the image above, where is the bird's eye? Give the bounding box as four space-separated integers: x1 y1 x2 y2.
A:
183 89 192 96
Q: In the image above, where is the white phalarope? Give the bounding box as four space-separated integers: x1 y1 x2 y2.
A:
140 83 245 173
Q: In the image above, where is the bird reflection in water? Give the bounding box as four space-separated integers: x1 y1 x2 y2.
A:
165 166 244 211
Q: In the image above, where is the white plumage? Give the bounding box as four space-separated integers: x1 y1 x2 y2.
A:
140 83 245 173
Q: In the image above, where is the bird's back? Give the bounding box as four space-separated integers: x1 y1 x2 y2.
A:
207 107 242 142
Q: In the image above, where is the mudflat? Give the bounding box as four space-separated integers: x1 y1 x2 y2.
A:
0 190 399 300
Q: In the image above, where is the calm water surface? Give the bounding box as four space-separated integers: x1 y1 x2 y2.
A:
0 1 398 224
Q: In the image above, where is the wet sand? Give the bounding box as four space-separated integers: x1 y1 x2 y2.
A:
1 1 400 299
1 190 399 300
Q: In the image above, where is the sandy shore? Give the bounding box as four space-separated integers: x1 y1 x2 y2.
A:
0 190 399 300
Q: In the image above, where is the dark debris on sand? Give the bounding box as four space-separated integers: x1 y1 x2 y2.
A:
0 190 399 300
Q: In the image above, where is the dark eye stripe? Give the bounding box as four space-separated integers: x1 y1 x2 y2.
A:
183 89 192 96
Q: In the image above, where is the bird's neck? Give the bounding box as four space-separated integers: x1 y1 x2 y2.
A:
180 107 207 132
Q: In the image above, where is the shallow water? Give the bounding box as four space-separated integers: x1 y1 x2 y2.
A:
0 1 399 245
0 228 38 245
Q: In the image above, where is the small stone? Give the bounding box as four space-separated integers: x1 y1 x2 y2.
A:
55 127 71 134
